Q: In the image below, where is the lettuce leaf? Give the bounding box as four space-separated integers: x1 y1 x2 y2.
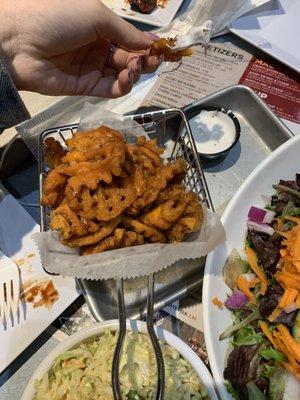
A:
259 285 282 318
232 326 265 347
261 364 275 379
268 367 286 400
224 345 259 398
225 382 240 400
248 230 281 274
223 249 250 290
246 381 267 400
220 310 260 340
259 348 285 362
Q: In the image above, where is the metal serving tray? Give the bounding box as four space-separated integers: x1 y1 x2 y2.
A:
184 85 294 211
79 85 294 322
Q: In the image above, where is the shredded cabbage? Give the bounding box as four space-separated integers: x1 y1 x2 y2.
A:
34 330 209 400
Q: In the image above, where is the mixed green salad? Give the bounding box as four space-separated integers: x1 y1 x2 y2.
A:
34 329 209 400
220 174 300 399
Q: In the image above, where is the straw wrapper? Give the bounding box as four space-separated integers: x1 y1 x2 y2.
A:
33 105 226 281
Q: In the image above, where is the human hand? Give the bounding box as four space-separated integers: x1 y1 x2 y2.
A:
0 0 162 98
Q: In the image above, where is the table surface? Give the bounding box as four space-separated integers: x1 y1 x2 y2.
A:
0 3 297 399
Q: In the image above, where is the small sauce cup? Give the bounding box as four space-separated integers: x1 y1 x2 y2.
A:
183 104 241 166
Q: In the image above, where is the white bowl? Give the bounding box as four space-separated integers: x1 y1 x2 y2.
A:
22 319 219 400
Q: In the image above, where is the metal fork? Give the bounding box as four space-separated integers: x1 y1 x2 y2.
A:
0 250 20 326
112 274 165 399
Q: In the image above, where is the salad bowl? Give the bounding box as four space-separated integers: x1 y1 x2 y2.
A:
22 319 218 400
203 134 300 400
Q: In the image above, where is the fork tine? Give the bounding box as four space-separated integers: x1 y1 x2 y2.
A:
8 280 17 325
6 280 13 323
10 269 20 322
0 283 5 323
0 250 21 326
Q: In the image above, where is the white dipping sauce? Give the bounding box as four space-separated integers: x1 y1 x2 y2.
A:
189 110 237 154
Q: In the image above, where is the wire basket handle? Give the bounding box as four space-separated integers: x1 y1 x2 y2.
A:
112 278 126 399
147 273 165 399
112 274 165 399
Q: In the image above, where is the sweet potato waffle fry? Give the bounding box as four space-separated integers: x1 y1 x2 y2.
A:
150 37 194 62
42 126 203 255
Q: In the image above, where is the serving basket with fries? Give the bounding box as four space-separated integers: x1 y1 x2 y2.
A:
38 108 221 399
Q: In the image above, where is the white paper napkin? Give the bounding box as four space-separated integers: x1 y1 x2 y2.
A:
158 0 272 41
0 189 79 372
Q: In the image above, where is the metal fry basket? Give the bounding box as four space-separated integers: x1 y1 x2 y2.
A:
39 108 213 399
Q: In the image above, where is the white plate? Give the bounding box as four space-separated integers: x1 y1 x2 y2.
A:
102 0 184 28
203 134 300 400
230 0 300 73
21 319 219 400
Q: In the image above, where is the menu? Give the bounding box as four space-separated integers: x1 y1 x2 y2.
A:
238 56 300 124
143 42 252 109
141 42 300 131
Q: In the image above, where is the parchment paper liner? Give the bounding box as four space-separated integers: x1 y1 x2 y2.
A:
33 206 225 280
33 105 226 280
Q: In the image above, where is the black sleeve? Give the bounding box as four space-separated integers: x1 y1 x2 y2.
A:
0 51 30 133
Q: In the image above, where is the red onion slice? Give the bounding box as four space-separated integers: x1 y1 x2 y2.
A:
246 220 275 236
225 290 248 309
248 206 275 224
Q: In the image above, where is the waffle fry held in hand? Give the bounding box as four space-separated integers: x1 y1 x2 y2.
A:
150 37 194 62
41 126 203 256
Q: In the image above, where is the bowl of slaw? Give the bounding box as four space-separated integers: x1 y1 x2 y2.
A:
21 319 218 400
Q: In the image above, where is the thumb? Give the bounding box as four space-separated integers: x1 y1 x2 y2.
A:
96 3 159 51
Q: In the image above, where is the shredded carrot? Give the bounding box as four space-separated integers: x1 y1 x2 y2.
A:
275 271 300 290
212 297 223 309
236 275 253 299
249 277 261 287
278 288 299 308
296 294 300 308
279 231 289 239
275 218 283 231
273 336 298 368
278 216 300 274
273 333 298 367
258 321 278 349
244 246 268 295
276 324 300 363
282 362 300 380
285 216 300 224
280 260 299 274
268 307 282 323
